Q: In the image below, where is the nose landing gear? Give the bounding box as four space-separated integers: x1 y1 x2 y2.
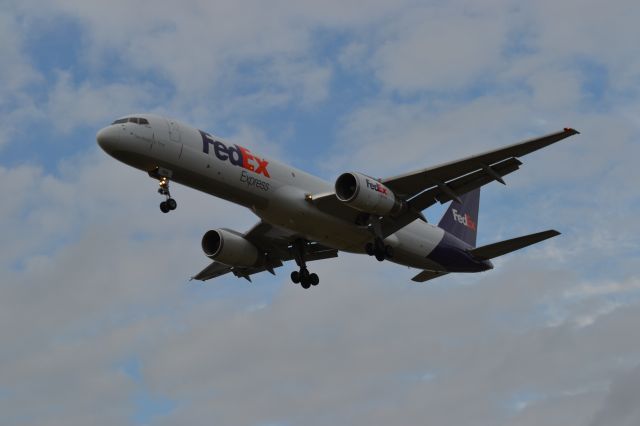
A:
158 177 178 213
290 239 320 289
149 168 178 213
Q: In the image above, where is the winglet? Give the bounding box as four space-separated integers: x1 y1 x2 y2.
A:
564 127 580 135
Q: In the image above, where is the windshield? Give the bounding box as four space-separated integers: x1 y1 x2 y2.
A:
111 117 150 125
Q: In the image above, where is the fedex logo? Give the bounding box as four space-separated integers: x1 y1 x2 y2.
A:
452 209 477 231
200 130 270 178
366 178 388 195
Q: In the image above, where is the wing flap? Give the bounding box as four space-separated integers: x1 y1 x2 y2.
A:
469 230 560 260
407 157 522 212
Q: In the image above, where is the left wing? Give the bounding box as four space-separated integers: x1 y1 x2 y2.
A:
311 128 579 236
191 222 338 282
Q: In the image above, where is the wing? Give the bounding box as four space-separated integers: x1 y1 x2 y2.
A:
191 222 338 282
311 128 579 236
382 128 579 199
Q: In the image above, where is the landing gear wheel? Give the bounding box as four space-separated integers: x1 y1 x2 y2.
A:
365 242 375 256
384 245 394 259
291 239 320 290
369 238 391 261
151 173 178 213
309 273 319 286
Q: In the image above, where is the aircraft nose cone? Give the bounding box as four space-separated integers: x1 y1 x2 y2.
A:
96 126 119 154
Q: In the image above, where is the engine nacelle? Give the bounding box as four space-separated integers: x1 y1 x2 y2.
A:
201 229 260 267
335 172 404 216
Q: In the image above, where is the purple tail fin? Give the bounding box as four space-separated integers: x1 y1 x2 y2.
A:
438 188 480 247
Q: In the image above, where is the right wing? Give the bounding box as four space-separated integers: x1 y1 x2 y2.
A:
191 221 338 282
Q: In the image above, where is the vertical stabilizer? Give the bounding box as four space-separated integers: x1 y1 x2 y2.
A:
438 188 480 247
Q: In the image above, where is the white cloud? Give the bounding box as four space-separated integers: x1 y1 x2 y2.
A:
44 71 155 134
372 2 510 92
3 0 640 424
0 11 42 147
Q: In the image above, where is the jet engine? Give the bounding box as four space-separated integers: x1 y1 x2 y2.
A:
201 229 260 267
335 172 404 216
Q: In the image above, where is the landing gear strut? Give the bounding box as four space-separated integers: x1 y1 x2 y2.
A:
363 216 393 262
149 168 178 213
290 239 319 289
158 177 177 213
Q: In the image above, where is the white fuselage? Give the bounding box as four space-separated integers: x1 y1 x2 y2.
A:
97 114 450 271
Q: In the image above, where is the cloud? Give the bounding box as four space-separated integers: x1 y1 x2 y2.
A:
0 11 42 147
44 71 155 134
591 364 640 426
371 2 510 92
2 0 640 424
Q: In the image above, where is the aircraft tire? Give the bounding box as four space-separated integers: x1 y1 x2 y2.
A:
365 243 375 256
300 268 310 282
167 198 177 210
375 251 385 262
290 270 300 284
385 245 394 259
160 201 170 213
310 273 319 286
301 279 311 289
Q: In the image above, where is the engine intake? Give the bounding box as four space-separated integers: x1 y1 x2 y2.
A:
335 172 404 216
201 229 260 267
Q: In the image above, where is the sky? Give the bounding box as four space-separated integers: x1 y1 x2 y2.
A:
1 0 639 424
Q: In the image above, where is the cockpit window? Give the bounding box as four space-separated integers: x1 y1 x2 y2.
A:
111 117 150 125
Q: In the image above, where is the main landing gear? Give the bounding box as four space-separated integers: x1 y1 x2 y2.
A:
365 238 394 262
290 239 319 289
362 215 393 262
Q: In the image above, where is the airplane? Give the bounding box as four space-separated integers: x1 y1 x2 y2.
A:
96 114 579 288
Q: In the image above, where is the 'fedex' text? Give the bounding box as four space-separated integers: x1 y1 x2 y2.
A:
452 209 477 231
365 179 388 195
200 131 270 178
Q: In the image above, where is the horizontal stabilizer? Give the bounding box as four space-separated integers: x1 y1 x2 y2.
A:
469 230 560 260
411 269 449 283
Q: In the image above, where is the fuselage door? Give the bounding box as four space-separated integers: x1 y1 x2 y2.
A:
149 118 183 161
167 119 181 143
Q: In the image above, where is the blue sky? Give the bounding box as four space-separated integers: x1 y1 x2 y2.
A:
1 1 640 425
